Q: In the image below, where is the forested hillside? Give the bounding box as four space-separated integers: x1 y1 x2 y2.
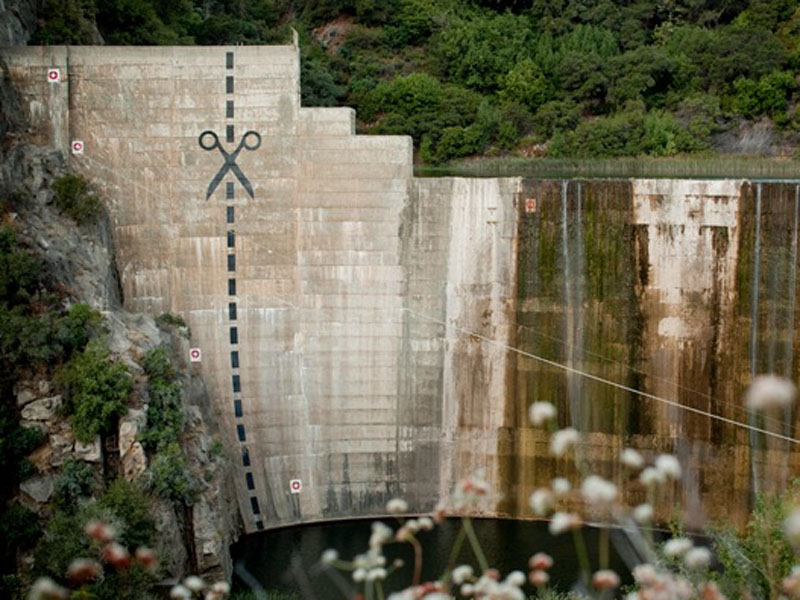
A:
31 0 800 162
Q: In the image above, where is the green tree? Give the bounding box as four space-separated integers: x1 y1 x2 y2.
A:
499 59 550 112
58 340 132 443
733 70 796 118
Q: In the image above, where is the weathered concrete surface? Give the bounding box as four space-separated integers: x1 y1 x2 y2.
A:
5 42 800 532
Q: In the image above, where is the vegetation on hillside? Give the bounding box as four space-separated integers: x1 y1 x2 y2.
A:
28 0 800 163
0 184 203 599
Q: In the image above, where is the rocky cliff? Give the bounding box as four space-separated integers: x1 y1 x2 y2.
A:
0 4 240 584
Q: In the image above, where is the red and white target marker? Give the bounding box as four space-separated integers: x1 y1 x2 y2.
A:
289 479 302 494
71 140 84 155
525 197 536 213
47 68 61 83
189 348 202 362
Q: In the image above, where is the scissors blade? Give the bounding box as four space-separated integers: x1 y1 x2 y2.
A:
230 163 255 198
205 164 230 200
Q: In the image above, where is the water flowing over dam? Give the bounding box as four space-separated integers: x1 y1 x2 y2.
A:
4 41 800 534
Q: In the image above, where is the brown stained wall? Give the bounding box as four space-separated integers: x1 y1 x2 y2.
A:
511 178 800 529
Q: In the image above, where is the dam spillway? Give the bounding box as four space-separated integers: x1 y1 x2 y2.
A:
3 42 800 534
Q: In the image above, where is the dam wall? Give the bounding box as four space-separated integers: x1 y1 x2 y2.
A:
4 42 800 533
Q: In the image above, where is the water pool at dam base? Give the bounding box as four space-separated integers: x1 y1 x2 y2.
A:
231 518 638 598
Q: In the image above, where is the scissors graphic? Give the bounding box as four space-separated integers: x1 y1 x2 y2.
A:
199 130 262 200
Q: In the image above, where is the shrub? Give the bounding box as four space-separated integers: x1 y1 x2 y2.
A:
58 339 132 443
146 442 196 505
711 488 797 599
52 174 103 225
140 347 184 452
0 503 40 551
0 415 46 475
155 312 187 329
97 479 155 550
53 458 96 508
0 226 40 306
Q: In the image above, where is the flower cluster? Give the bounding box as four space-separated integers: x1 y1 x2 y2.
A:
170 578 231 600
457 568 526 600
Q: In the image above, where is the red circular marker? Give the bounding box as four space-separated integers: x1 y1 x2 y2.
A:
189 348 202 362
71 141 84 155
48 70 58 80
289 479 302 494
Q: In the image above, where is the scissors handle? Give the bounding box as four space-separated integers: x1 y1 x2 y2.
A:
241 130 262 151
198 130 221 151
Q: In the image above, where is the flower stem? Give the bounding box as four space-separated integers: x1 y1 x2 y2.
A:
443 524 468 582
463 517 489 573
376 580 385 600
411 535 423 586
572 527 591 585
599 526 609 569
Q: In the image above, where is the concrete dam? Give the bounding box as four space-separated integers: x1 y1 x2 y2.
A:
4 41 800 534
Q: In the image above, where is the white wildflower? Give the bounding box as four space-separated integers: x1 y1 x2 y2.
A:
592 570 621 590
552 478 570 497
655 454 681 480
184 576 205 593
170 585 192 600
353 568 367 582
452 565 473 584
663 537 694 558
211 582 230 595
28 577 68 600
548 511 581 535
366 568 387 581
529 570 549 586
528 552 553 570
632 564 658 585
639 466 666 488
505 571 525 587
404 519 420 533
499 584 525 600
453 471 491 510
746 375 797 411
633 503 653 524
386 498 408 514
529 402 557 426
684 547 712 570
581 475 617 506
321 549 338 565
550 427 580 457
529 488 553 516
417 517 434 531
460 583 475 596
621 448 644 469
370 521 393 548
785 507 800 545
